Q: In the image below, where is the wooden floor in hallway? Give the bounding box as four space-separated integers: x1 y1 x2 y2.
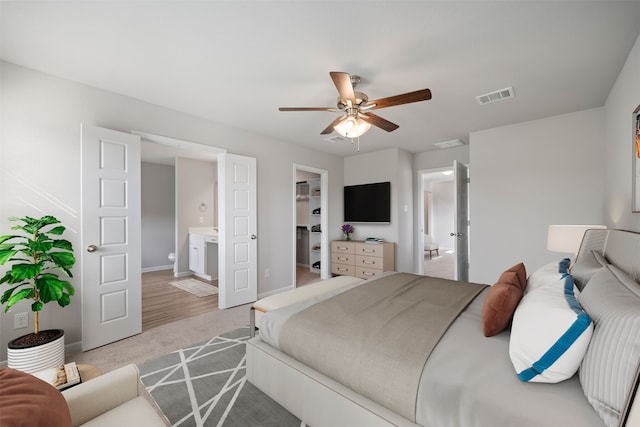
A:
142 270 218 331
143 267 322 332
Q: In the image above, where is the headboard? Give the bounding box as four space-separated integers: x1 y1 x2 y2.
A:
577 229 640 282
575 229 640 427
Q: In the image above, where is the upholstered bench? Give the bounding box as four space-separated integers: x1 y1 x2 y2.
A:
250 275 364 337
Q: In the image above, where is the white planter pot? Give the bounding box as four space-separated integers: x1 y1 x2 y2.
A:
7 329 65 374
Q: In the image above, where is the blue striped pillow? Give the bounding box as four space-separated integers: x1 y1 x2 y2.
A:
509 259 594 383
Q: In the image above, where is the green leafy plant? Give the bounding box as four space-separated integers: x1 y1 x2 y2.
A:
0 215 75 335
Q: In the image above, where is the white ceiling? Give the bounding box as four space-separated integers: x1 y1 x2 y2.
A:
2 1 640 158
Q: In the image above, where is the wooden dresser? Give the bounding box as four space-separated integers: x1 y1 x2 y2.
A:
331 240 395 279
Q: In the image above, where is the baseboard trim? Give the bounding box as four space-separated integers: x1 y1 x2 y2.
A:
258 284 295 300
141 265 174 273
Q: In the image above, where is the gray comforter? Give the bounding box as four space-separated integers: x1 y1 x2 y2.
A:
278 273 485 420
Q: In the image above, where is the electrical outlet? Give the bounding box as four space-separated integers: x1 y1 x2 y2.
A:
14 312 28 329
264 268 270 278
199 216 204 223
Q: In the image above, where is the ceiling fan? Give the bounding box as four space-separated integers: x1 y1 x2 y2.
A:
279 71 432 140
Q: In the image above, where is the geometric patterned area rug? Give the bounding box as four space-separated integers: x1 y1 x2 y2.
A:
137 328 303 427
169 279 218 297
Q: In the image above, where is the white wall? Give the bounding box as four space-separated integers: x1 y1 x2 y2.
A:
414 145 469 171
604 33 640 232
343 148 414 272
0 61 344 360
141 162 175 270
469 108 606 284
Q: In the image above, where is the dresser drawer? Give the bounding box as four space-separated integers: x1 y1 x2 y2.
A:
355 255 384 270
332 253 355 265
355 242 387 257
331 240 355 255
355 266 383 279
331 263 355 276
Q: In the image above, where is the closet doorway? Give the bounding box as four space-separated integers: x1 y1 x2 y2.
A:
293 165 329 287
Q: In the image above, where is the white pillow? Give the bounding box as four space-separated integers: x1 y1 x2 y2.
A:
510 267 593 383
525 261 564 294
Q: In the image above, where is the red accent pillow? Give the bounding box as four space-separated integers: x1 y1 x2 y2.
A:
0 368 72 427
482 263 527 337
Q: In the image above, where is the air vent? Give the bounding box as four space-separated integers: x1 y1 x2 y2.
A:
434 139 465 149
325 135 348 144
476 87 515 105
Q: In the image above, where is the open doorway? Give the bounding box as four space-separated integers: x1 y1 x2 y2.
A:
419 167 456 280
138 132 224 330
417 162 470 281
293 165 329 287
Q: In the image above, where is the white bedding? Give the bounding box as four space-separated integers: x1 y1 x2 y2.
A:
416 287 603 427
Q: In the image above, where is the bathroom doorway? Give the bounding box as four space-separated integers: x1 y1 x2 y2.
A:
138 132 224 328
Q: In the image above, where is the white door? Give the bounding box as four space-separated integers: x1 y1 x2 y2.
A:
218 153 257 309
453 160 470 282
81 125 141 350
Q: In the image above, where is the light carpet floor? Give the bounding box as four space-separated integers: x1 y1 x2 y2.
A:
137 327 303 427
170 279 219 297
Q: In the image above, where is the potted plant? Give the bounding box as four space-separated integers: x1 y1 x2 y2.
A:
0 215 75 373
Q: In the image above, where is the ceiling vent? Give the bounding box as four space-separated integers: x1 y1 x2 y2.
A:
325 135 349 144
434 139 465 149
476 87 515 105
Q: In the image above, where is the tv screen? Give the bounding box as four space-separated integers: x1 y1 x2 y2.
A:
344 181 391 223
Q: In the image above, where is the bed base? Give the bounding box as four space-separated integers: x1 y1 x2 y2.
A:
246 336 419 427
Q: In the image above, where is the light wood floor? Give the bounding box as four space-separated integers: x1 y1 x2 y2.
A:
142 270 218 331
142 267 320 332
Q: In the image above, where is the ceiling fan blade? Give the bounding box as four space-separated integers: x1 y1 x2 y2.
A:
367 88 432 110
321 116 346 135
279 107 337 112
330 71 356 106
360 112 399 132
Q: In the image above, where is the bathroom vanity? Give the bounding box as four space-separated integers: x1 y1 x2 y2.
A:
188 227 218 280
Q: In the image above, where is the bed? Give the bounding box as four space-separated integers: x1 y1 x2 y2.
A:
246 229 640 427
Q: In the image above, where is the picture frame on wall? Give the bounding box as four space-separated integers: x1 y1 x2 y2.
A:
634 104 640 213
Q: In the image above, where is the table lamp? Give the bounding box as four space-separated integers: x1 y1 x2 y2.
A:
547 224 607 261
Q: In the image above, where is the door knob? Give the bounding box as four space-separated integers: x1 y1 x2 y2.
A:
251 234 257 240
450 232 463 237
87 244 98 253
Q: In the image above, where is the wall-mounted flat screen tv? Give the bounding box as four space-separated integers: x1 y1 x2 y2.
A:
344 181 391 223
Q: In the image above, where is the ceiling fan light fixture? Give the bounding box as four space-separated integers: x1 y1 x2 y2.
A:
333 116 371 138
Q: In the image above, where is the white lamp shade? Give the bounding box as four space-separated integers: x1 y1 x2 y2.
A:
547 225 607 254
334 116 371 138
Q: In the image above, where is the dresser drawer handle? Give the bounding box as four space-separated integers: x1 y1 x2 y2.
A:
337 267 349 272
362 260 375 265
363 271 376 276
337 246 349 250
337 256 349 261
361 248 375 253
